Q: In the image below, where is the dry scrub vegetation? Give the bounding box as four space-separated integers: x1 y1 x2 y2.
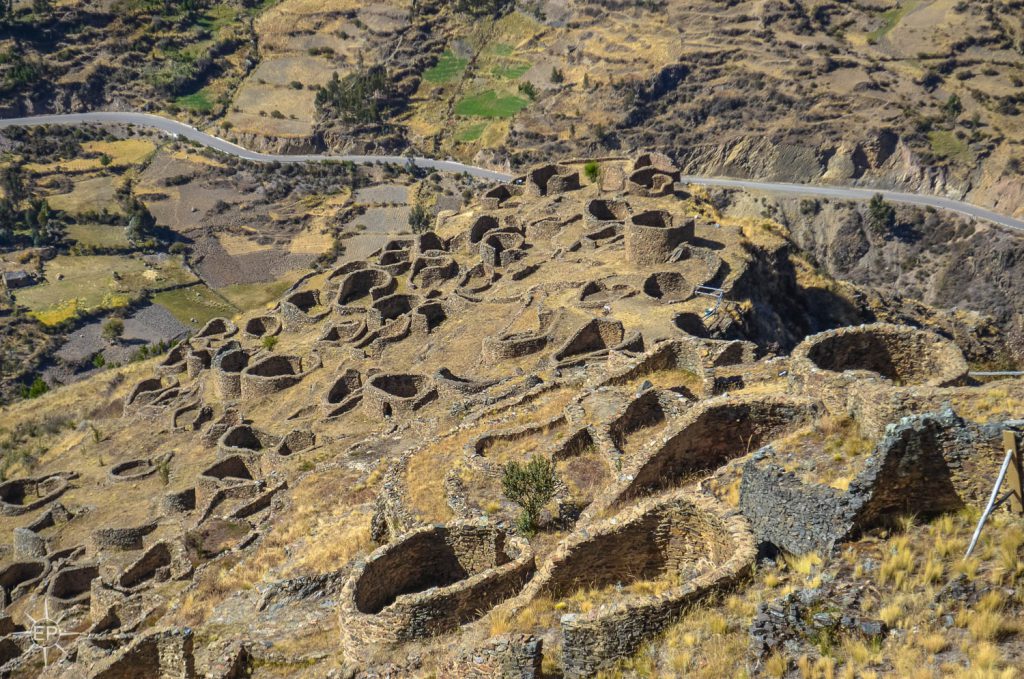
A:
594 508 1024 678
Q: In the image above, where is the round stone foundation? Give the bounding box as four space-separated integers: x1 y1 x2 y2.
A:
338 520 534 660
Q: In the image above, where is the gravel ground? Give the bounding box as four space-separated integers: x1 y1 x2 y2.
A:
353 184 409 205
338 234 391 262
350 206 411 233
191 234 316 288
46 303 190 385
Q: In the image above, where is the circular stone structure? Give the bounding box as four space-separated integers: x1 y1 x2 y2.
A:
243 315 282 339
0 474 71 516
791 323 968 388
508 490 753 677
240 353 320 399
194 317 237 340
338 520 534 660
363 373 436 418
624 211 694 267
108 458 158 482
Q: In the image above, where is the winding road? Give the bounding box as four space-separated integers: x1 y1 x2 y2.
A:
1 112 1022 232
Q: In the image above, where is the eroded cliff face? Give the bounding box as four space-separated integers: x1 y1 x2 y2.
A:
676 132 1024 221
718 190 1023 366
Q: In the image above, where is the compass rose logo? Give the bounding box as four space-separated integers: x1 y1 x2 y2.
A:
11 599 81 666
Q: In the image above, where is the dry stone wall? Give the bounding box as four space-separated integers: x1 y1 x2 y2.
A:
338 520 534 661
740 409 979 554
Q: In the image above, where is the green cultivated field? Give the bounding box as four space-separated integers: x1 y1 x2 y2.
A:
455 90 529 118
491 62 529 79
16 254 197 325
455 121 489 142
153 285 239 329
66 223 130 249
220 277 300 312
176 88 215 113
423 52 468 83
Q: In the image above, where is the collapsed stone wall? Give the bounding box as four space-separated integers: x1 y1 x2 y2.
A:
552 318 633 364
739 409 980 554
444 634 543 679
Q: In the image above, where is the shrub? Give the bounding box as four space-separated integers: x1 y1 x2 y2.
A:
19 377 48 400
550 67 564 84
101 317 125 343
261 335 278 351
867 193 895 235
315 66 393 124
583 161 599 183
408 202 431 233
501 455 558 535
518 81 537 100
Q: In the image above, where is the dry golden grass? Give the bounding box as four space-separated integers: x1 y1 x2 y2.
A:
877 535 914 589
174 467 375 625
783 551 822 577
764 652 788 677
218 233 274 256
951 385 1024 423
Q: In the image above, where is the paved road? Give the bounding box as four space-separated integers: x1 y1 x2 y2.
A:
678 176 1024 232
1 111 1022 231
0 112 515 182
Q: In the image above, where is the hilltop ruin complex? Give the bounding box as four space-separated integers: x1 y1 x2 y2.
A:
0 154 1020 677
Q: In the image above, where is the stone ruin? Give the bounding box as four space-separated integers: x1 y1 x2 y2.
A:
740 409 986 554
338 520 534 660
3 154 1018 678
626 152 681 197
523 164 580 197
363 373 437 418
0 474 73 516
506 490 754 677
240 353 321 399
625 210 695 266
279 289 330 330
242 314 281 339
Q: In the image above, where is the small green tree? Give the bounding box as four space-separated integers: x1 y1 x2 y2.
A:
867 193 896 236
501 455 558 535
101 317 125 344
943 93 963 125
408 202 431 233
518 81 537 100
583 161 600 183
550 67 564 84
20 377 48 399
261 335 278 351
